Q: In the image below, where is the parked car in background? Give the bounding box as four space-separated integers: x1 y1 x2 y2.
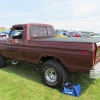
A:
90 35 100 38
63 30 72 37
72 31 81 37
0 30 10 38
55 30 72 37
55 30 63 36
80 31 91 38
55 30 68 37
80 32 88 38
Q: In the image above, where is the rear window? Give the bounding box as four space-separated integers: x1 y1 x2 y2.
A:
30 26 54 37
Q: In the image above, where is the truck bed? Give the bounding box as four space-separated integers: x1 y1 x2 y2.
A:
33 37 100 43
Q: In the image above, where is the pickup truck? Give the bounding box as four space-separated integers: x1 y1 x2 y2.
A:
0 23 100 88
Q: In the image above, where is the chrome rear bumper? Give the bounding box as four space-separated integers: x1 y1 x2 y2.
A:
90 62 100 78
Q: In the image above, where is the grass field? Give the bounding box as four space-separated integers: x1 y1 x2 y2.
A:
0 28 3 32
0 60 100 100
0 28 9 32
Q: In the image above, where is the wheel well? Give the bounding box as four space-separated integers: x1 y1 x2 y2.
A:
39 56 67 70
0 54 8 60
40 56 58 64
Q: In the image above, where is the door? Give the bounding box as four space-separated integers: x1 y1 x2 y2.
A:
4 26 25 61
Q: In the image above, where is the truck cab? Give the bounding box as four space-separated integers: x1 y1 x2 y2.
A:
9 23 55 40
0 23 55 61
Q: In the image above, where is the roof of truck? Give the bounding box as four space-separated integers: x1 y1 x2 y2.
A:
12 23 53 27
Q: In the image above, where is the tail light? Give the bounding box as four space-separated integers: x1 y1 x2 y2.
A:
92 44 96 65
81 51 89 54
81 51 89 55
92 50 96 64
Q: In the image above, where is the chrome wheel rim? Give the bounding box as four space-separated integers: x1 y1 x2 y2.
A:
45 67 57 83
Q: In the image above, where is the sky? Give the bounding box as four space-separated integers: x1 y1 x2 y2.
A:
0 0 100 33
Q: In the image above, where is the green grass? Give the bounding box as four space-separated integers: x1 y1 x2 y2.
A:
0 28 4 32
0 60 100 100
0 28 10 32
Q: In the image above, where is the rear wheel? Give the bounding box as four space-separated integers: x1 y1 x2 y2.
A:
0 55 6 68
40 60 68 88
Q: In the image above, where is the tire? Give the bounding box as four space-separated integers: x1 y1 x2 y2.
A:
0 55 6 68
40 60 68 88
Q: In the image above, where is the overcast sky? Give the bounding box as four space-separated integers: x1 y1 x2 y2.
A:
0 0 100 33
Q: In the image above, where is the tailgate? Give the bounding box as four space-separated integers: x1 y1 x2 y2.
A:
90 42 100 78
95 42 100 62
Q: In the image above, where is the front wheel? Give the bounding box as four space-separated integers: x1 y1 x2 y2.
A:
0 55 6 68
40 60 68 88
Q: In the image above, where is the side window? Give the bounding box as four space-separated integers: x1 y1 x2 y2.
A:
30 25 55 37
39 27 47 36
30 26 39 37
39 27 44 36
47 26 54 36
10 27 23 39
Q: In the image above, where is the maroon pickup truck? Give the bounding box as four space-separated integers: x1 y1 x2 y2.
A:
0 23 100 88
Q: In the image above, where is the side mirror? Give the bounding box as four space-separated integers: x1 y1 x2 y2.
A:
6 34 9 38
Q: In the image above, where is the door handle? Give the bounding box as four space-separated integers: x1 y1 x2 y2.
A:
15 41 22 44
17 42 22 44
